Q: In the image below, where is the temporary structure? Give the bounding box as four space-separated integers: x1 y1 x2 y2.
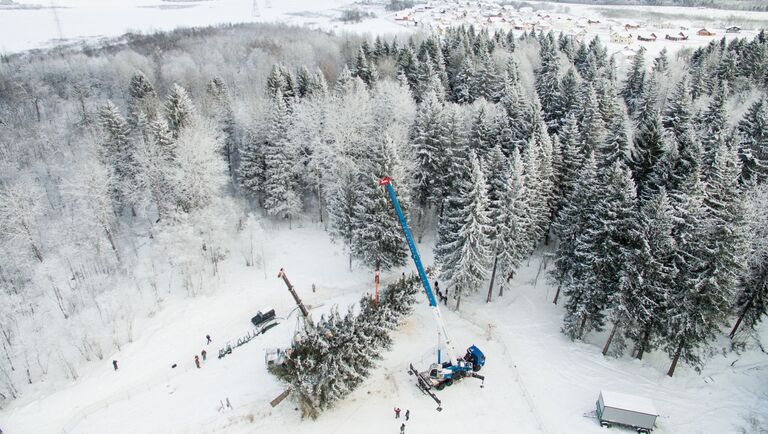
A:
596 390 658 433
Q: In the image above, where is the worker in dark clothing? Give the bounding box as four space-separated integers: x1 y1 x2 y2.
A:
394 407 401 418
206 334 212 345
400 423 405 433
112 360 118 371
405 409 410 421
195 355 200 368
201 349 207 361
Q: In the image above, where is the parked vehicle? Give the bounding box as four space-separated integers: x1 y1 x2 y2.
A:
596 390 658 433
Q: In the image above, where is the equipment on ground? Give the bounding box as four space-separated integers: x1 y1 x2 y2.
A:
379 176 486 411
596 390 658 433
251 307 276 328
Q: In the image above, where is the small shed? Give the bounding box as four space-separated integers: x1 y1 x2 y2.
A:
726 26 741 33
596 390 658 433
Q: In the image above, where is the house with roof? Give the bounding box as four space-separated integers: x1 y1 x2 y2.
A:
637 33 657 42
697 28 715 36
611 32 634 44
665 32 689 41
726 26 741 33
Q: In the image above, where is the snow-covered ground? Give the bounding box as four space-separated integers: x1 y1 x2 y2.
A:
3 222 765 433
0 0 410 54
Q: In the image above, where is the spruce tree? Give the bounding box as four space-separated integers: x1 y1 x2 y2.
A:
165 83 196 138
634 188 676 359
352 136 408 271
736 96 768 184
730 183 768 337
99 101 137 208
410 90 447 215
262 92 302 220
579 82 606 155
699 81 729 173
435 152 491 310
621 46 647 115
127 70 159 129
206 77 236 178
598 162 650 356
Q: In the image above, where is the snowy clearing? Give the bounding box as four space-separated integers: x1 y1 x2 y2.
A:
3 223 764 433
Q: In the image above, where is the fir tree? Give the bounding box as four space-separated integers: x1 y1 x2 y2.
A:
165 83 196 138
634 188 676 359
262 92 302 220
352 136 408 271
99 101 137 207
730 184 768 338
435 152 491 310
621 46 647 115
699 81 729 173
453 57 476 104
736 96 768 184
206 77 236 178
410 90 447 215
127 70 159 128
579 82 606 155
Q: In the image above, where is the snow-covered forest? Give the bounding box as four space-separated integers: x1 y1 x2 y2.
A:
1 20 767 425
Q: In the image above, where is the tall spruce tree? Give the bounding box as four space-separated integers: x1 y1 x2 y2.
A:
165 83 196 138
736 96 768 184
262 92 302 220
352 136 408 271
435 152 491 310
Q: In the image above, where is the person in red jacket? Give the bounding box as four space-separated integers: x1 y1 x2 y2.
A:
394 407 401 418
194 355 200 368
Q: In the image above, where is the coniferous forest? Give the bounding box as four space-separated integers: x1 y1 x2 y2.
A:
1 22 767 409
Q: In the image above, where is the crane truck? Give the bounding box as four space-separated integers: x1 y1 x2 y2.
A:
379 177 486 411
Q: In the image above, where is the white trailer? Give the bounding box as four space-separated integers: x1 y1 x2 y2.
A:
596 390 658 433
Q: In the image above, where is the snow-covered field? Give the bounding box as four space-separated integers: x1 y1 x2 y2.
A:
3 222 765 433
0 0 409 54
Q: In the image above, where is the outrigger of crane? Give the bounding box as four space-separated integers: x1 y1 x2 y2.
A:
379 176 486 411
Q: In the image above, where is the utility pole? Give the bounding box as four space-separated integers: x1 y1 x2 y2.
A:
277 268 311 324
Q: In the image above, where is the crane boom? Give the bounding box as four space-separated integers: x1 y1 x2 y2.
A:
379 177 456 364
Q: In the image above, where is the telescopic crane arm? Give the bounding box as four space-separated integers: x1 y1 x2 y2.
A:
378 177 457 364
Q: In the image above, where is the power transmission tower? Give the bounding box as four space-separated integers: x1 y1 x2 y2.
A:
251 0 260 17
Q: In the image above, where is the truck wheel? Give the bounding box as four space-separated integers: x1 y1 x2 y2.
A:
473 364 482 372
445 379 454 387
600 422 611 428
436 382 446 391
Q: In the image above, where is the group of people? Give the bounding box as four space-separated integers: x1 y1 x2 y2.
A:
195 335 212 368
435 281 448 305
112 334 214 372
394 407 410 433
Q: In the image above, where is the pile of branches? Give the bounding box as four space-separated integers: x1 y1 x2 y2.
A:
270 273 422 419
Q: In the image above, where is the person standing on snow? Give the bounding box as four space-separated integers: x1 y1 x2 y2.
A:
400 423 405 433
394 407 401 418
112 360 118 371
206 334 212 345
405 409 410 421
195 355 201 368
201 349 207 361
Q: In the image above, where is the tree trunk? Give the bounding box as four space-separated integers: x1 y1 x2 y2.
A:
349 252 352 272
578 316 587 340
636 329 649 360
486 256 498 303
602 322 618 356
667 338 685 377
456 290 462 311
34 98 41 122
552 283 562 305
104 226 121 264
729 298 752 339
30 242 43 263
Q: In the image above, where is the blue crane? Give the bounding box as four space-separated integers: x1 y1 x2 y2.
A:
379 177 485 411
